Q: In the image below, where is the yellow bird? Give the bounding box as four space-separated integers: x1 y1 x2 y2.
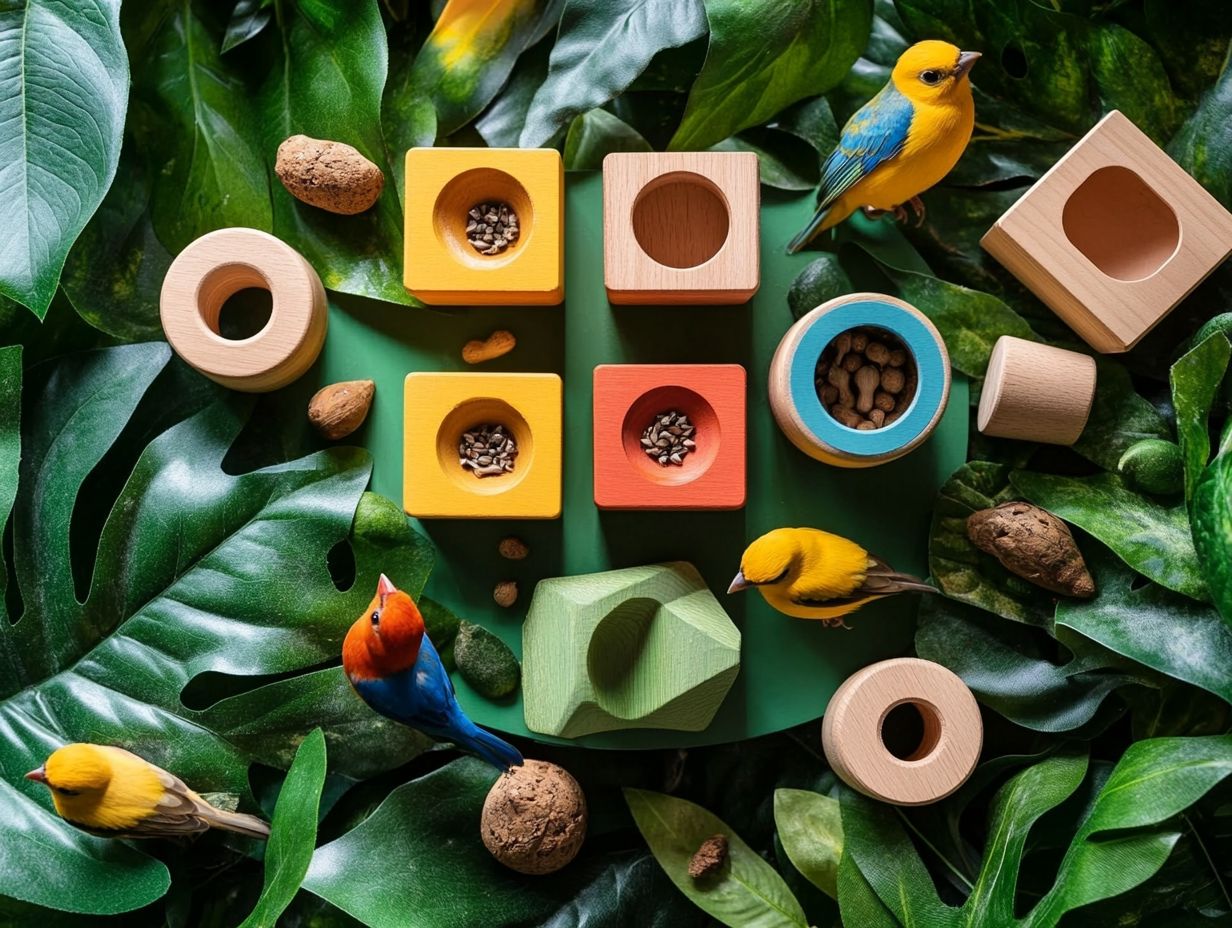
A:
728 528 936 626
25 744 270 840
787 40 979 252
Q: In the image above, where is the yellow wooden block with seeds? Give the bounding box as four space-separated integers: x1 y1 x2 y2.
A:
403 372 562 519
403 147 564 305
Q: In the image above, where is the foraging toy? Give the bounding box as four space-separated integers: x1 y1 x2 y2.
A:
770 293 950 467
403 147 563 305
978 336 1096 445
160 227 327 393
403 372 562 519
593 364 746 510
481 760 587 875
821 658 982 806
522 562 741 738
981 110 1232 354
603 152 759 304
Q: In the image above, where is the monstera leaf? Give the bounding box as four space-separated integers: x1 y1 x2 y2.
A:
0 344 432 915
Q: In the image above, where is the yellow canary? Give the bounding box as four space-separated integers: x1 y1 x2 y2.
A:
728 528 935 625
26 744 270 840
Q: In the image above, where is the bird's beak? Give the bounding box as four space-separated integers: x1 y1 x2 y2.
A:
25 767 46 783
727 571 750 595
955 51 981 76
377 573 396 608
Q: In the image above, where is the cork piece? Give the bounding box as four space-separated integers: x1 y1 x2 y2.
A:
481 760 587 875
822 658 982 806
275 135 384 215
978 336 1096 446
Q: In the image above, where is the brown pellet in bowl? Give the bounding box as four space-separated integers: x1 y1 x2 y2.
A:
467 201 520 256
814 326 918 430
459 423 518 478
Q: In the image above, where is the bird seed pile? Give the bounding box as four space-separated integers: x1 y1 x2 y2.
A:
466 201 520 255
815 327 917 429
641 410 696 466
460 423 518 477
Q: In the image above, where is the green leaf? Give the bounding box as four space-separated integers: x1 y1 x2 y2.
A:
0 346 21 591
1010 471 1208 603
1169 47 1232 209
520 0 707 147
669 0 872 151
625 788 809 928
474 35 551 147
1193 453 1232 628
1056 543 1232 706
260 0 414 306
1170 332 1231 504
564 108 652 170
711 129 820 191
222 0 274 53
1072 361 1172 472
1087 24 1180 145
837 852 899 928
238 729 328 928
774 789 842 898
382 15 439 197
0 0 128 316
787 255 853 321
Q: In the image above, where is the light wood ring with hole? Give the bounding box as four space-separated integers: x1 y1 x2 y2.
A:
160 228 328 392
821 658 982 806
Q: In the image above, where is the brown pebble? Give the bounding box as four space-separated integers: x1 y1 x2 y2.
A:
481 760 588 875
275 135 384 215
830 404 864 428
967 502 1096 598
874 390 895 412
819 384 839 406
881 367 906 394
864 341 890 365
869 408 886 427
888 349 908 367
494 580 518 608
854 365 880 414
856 420 877 430
498 536 530 560
307 380 374 440
688 834 729 880
851 332 868 352
842 353 863 373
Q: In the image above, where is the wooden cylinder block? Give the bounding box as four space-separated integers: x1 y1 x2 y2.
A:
769 293 951 467
977 336 1096 445
821 658 982 806
160 228 328 393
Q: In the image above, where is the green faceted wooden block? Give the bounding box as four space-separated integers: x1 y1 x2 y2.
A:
522 562 741 738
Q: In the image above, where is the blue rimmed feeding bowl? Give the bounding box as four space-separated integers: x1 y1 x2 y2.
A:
769 292 951 467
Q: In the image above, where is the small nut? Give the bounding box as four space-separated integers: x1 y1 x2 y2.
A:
851 331 869 352
881 367 906 394
828 366 854 408
864 341 889 365
688 834 729 880
494 580 518 608
833 332 852 366
830 404 864 428
869 408 886 427
874 390 895 412
819 384 839 406
308 380 375 440
842 353 863 373
856 420 877 430
275 135 384 215
462 330 516 365
854 365 880 414
498 536 530 560
888 349 908 367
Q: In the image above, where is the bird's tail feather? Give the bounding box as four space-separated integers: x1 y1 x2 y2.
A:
197 806 271 840
786 206 834 254
862 557 938 597
455 720 524 772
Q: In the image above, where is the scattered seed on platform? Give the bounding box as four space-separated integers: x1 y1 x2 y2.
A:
466 201 520 256
459 423 518 478
642 411 696 467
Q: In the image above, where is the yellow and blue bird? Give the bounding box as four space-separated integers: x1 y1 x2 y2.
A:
787 40 980 252
728 528 936 626
343 574 523 771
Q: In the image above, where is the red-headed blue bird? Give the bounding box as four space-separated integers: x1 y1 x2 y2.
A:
343 574 522 771
787 40 980 252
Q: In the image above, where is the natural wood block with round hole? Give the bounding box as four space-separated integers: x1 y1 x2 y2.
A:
603 152 759 305
821 658 982 806
403 372 562 519
403 147 563 305
522 562 741 738
593 364 746 510
769 293 950 467
160 227 327 392
981 110 1232 354
978 336 1097 445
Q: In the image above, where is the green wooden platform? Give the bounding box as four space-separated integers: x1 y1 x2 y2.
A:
313 173 968 749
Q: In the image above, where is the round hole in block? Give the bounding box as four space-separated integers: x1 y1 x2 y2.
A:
587 597 661 720
215 287 273 341
433 168 534 270
816 326 919 433
880 700 942 761
435 397 534 496
631 172 729 269
197 263 273 342
1062 166 1180 282
621 385 720 487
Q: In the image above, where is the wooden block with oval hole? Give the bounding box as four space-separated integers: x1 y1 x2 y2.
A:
603 152 760 305
981 110 1232 354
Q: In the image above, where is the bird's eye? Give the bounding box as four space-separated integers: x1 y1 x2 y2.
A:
370 609 381 628
920 69 943 85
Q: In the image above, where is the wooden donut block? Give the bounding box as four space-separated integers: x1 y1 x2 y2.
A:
978 336 1097 445
403 147 563 305
403 372 562 520
769 293 950 467
982 111 1232 353
822 658 982 806
603 152 759 305
593 364 746 510
160 228 327 393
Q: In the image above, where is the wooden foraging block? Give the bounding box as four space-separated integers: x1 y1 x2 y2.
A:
403 147 563 305
403 372 562 519
593 364 746 510
522 562 741 739
160 227 327 393
978 336 1097 445
769 293 950 467
603 152 759 304
822 658 982 806
981 111 1232 354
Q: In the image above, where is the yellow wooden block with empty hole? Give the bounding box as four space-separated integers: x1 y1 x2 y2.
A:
403 148 564 305
403 372 562 519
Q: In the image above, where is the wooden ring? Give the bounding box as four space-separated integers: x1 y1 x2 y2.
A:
160 228 328 393
821 658 982 806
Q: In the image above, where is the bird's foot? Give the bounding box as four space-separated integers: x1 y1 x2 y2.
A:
820 617 852 630
908 196 926 227
891 204 910 224
861 205 890 221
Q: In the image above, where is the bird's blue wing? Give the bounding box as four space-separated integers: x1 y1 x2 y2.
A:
351 634 458 735
815 84 915 210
